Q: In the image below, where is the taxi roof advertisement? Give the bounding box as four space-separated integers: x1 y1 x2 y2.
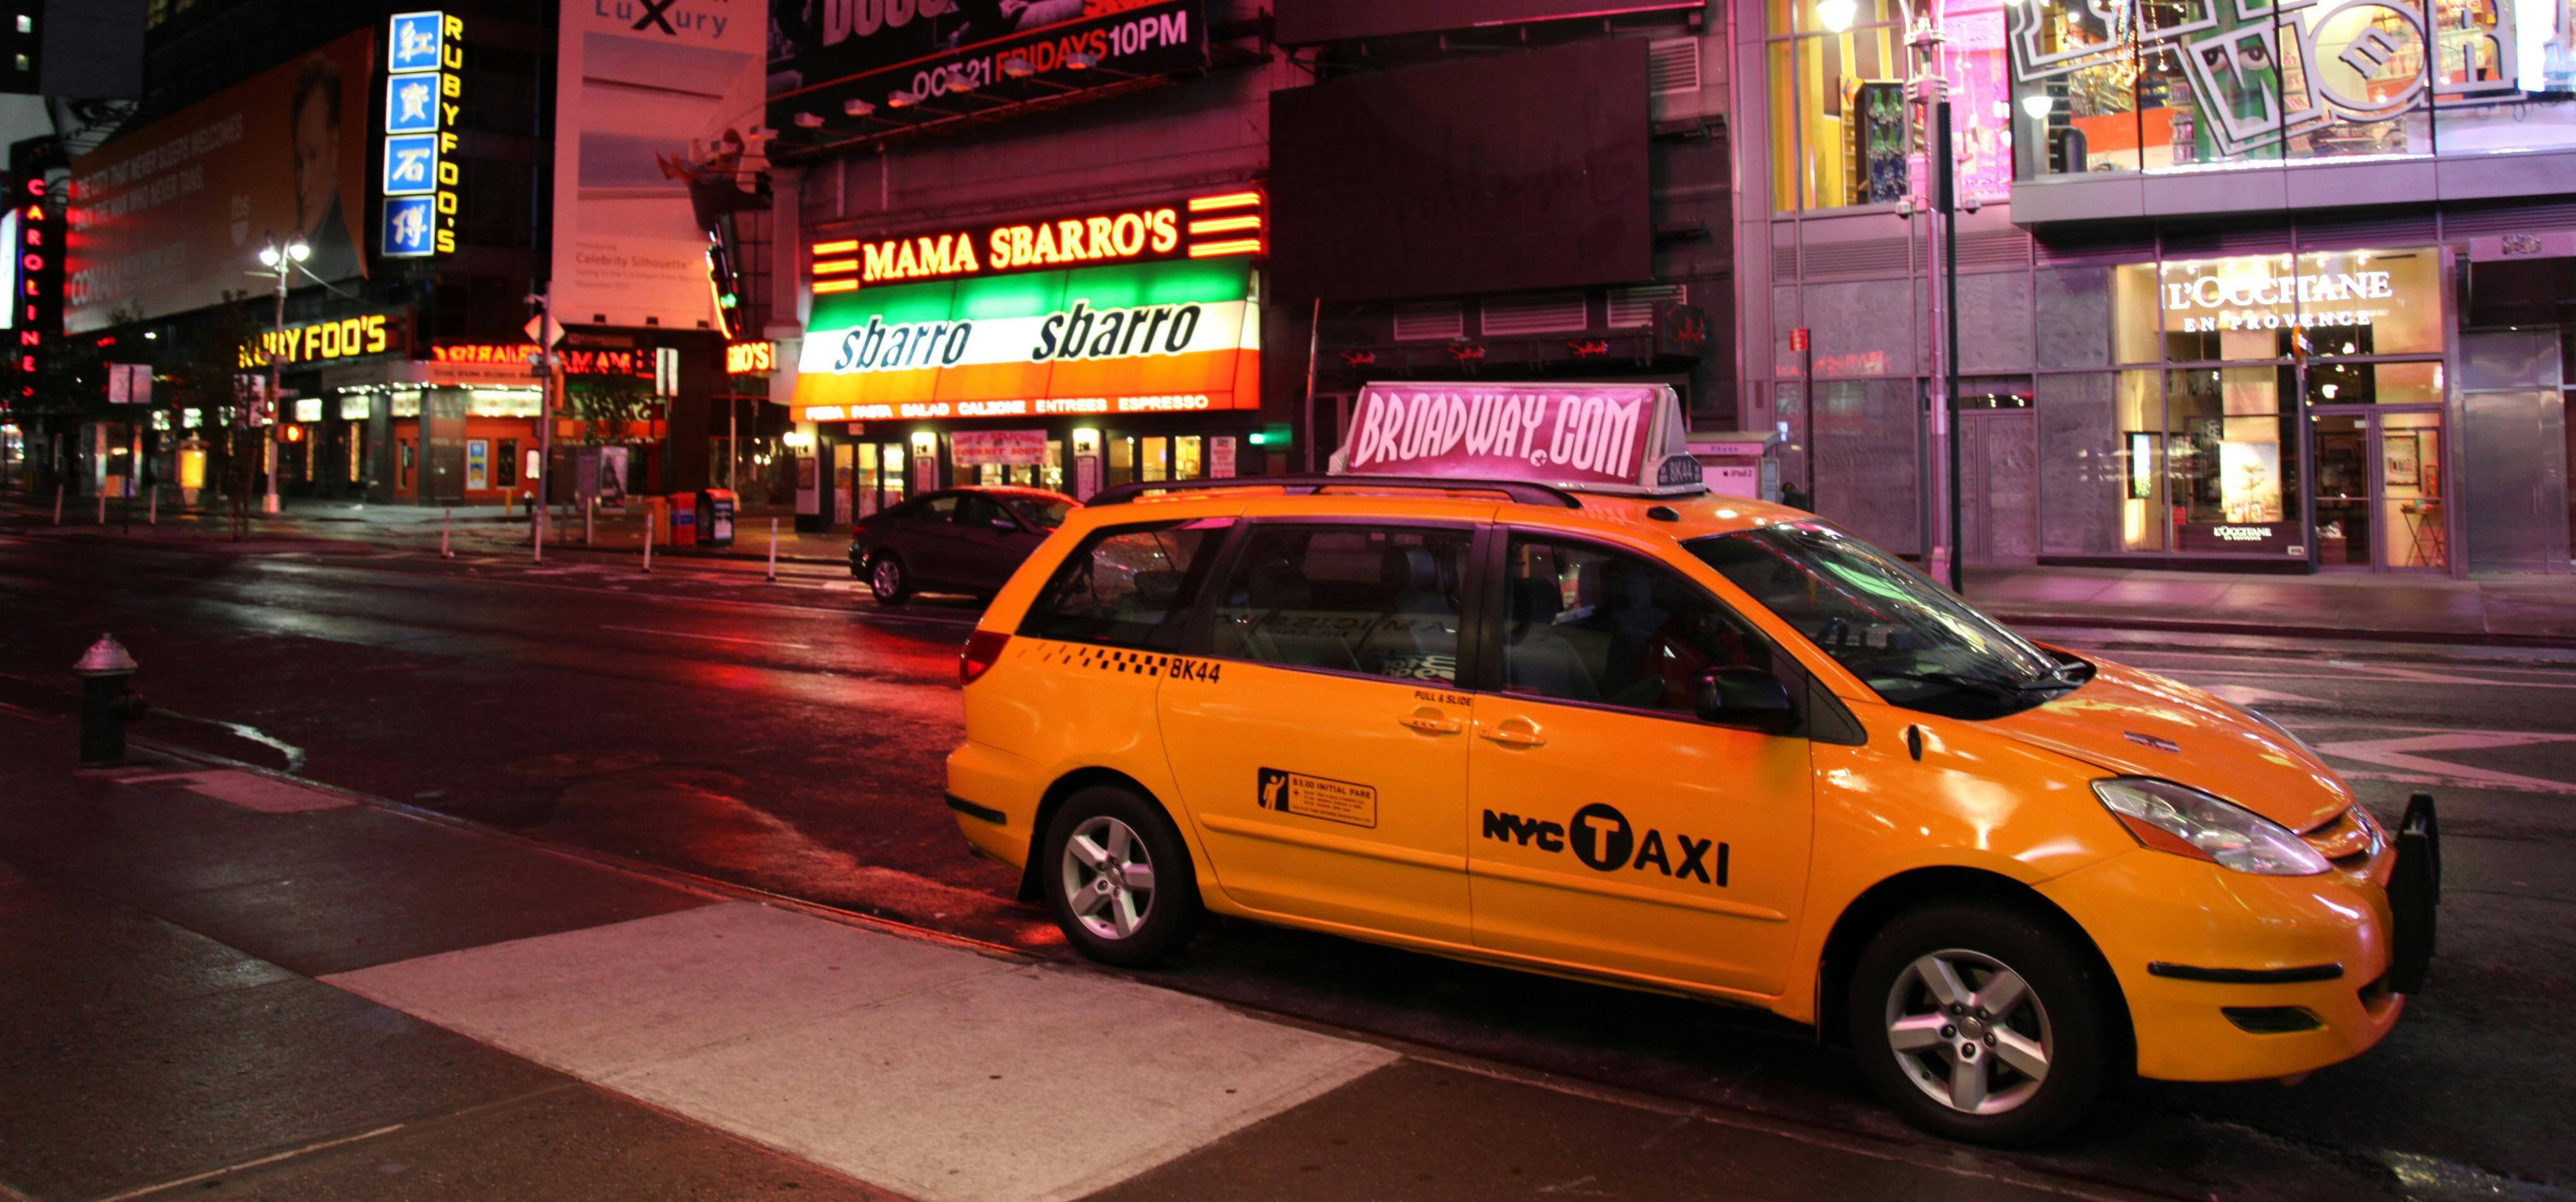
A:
790 256 1259 423
65 27 376 332
1331 382 1702 496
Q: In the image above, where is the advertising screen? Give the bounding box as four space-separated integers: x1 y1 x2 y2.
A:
66 28 375 332
770 0 1207 121
1277 0 1702 44
553 0 765 329
1269 38 1651 305
792 256 1259 421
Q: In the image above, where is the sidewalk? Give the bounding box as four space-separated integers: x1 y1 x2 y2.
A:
0 707 2128 1202
1967 564 2576 646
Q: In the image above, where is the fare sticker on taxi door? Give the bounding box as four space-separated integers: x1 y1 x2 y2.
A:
1256 768 1379 829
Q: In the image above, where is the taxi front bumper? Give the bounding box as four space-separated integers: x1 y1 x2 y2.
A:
2038 802 2438 1083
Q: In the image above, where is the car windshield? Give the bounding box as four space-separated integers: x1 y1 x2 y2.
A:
1013 498 1075 529
1686 521 2079 717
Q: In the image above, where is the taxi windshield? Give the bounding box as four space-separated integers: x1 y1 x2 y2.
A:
1686 521 2078 716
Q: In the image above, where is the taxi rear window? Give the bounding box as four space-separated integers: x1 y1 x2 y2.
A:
1022 521 1215 649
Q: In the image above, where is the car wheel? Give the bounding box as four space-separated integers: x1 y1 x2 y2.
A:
1848 903 2113 1146
868 553 912 604
1039 785 1200 968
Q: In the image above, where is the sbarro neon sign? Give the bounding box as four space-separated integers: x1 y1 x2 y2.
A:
1330 382 1703 497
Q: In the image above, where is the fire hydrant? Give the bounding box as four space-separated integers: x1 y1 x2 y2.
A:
75 634 146 767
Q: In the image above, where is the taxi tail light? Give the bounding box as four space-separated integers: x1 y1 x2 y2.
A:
960 629 1010 686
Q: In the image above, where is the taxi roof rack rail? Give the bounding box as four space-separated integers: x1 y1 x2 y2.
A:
1085 474 1581 509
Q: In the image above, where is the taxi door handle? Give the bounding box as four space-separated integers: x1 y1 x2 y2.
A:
1479 718 1546 748
1400 708 1463 735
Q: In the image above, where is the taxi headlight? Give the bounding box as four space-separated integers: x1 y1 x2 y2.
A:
2091 777 2331 877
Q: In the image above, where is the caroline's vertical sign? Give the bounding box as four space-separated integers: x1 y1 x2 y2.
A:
9 150 63 404
381 11 462 258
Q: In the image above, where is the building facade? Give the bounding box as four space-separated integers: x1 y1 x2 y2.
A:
1733 0 2576 575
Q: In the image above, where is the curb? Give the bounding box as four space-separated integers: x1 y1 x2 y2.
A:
1991 611 2576 651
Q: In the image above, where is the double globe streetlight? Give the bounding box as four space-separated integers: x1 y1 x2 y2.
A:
254 237 308 515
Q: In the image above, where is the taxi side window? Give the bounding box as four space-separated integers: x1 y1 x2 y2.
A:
1501 535 1770 716
1021 522 1215 649
1210 525 1470 683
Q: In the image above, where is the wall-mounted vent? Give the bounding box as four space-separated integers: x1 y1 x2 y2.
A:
1608 284 1686 327
1801 237 1912 279
1770 242 1799 279
1953 229 2032 271
1393 302 1465 341
2297 213 2438 247
2440 203 2576 237
1649 39 1702 95
1481 293 1589 336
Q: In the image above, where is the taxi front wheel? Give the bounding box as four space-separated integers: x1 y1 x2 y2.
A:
1847 903 2113 1146
1040 786 1200 968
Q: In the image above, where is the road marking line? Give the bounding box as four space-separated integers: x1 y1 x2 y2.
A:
600 625 814 649
89 1124 406 1202
2310 730 2576 796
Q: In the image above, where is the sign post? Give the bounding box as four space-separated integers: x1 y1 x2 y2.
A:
527 306 563 562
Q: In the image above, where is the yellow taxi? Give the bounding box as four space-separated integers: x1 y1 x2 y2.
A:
942 383 2438 1144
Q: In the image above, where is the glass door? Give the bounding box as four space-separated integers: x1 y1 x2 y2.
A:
2309 409 2448 572
2378 411 2445 571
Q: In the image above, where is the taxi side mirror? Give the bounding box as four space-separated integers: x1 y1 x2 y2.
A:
1696 667 1794 734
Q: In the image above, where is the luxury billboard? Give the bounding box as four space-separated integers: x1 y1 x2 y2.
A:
65 27 374 332
791 256 1259 421
552 0 765 330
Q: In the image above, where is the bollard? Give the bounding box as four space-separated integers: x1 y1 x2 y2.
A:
585 496 595 545
74 635 146 768
54 483 63 524
98 491 107 524
641 510 653 573
766 518 778 582
148 485 158 526
441 507 453 558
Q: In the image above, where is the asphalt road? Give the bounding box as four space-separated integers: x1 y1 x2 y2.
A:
3 526 2571 1202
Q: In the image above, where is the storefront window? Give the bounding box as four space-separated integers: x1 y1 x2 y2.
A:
1174 435 1203 481
2115 370 2164 550
2010 0 2576 181
1141 436 1170 483
1108 436 1136 486
2166 366 2301 552
1769 0 1912 211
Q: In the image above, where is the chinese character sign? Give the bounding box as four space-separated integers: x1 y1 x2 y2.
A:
380 11 462 258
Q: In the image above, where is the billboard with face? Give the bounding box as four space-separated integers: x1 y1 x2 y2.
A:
66 28 375 332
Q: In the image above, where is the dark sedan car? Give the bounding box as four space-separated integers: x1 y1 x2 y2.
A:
849 486 1078 604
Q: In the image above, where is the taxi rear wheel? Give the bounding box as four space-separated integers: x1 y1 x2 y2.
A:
1040 786 1200 968
1848 903 2111 1146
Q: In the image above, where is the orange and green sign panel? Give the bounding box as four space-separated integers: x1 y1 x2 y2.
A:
791 257 1258 423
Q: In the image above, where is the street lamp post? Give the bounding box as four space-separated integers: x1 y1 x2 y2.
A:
1815 0 1965 594
255 237 311 517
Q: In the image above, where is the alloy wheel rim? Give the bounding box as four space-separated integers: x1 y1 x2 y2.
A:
873 558 900 594
1059 815 1155 940
1884 948 2053 1116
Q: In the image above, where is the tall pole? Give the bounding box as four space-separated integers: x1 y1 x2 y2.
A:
265 257 285 515
1937 98 1963 595
534 287 554 565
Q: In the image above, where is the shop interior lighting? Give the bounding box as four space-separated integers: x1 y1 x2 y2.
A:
2020 93 2054 120
1813 0 1858 32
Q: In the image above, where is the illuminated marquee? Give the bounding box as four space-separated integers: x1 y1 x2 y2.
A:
791 257 1259 421
382 11 463 258
809 190 1263 294
238 312 407 368
431 342 652 378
